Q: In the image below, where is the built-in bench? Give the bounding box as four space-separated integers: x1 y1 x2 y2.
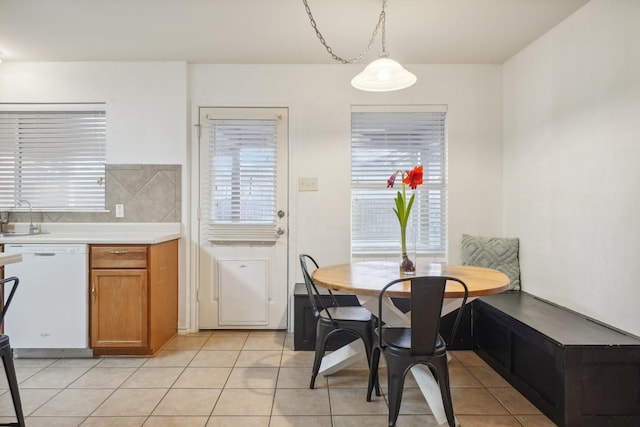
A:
473 291 640 427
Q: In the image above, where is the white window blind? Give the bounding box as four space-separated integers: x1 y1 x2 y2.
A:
0 106 106 210
351 107 447 259
200 109 283 242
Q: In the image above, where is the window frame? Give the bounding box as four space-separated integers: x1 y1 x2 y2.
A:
199 107 287 243
0 103 107 211
350 105 448 261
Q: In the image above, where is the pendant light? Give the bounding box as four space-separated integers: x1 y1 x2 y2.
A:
351 54 416 93
303 0 416 92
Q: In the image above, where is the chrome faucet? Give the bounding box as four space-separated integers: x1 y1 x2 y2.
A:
17 199 39 234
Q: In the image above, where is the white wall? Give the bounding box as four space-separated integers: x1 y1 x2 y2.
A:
503 0 640 336
0 62 187 164
189 64 504 287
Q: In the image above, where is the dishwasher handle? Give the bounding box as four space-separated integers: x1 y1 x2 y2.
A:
34 253 56 257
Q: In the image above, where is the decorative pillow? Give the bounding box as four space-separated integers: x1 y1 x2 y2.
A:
461 234 521 290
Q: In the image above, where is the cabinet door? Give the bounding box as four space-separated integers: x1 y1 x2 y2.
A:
91 269 148 348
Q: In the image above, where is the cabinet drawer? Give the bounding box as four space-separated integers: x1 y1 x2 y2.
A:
91 246 147 269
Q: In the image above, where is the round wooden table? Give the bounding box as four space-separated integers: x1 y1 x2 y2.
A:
311 261 510 426
312 261 510 298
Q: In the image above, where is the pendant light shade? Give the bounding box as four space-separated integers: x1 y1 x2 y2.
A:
351 55 416 92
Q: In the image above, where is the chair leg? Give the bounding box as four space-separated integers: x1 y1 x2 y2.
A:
1 341 25 427
361 328 381 396
385 355 408 427
310 322 330 389
366 346 381 401
359 326 381 396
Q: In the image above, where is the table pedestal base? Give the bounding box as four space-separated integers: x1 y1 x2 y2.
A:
318 339 366 376
410 365 448 425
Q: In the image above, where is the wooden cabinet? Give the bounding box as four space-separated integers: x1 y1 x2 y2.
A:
91 269 148 349
90 240 178 356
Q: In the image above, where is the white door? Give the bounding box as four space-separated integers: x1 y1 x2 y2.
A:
198 107 288 329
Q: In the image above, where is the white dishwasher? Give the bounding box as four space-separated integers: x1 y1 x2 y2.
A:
4 243 90 356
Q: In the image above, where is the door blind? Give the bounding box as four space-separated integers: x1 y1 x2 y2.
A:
200 111 282 242
351 107 448 259
0 107 106 210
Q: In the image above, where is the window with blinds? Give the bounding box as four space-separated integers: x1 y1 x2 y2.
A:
0 105 107 210
200 108 285 242
351 106 447 260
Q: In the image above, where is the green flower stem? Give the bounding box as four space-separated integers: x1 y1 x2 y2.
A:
401 181 407 254
393 177 415 256
390 167 420 274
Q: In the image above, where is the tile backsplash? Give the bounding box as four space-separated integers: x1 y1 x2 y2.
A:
10 164 181 224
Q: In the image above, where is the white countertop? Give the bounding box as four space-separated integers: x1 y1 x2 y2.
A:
0 223 182 245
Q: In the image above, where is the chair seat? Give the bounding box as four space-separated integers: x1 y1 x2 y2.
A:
321 305 372 322
377 327 447 353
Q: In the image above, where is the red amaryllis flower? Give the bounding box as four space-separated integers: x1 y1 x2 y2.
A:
388 165 423 273
402 165 423 189
387 172 398 188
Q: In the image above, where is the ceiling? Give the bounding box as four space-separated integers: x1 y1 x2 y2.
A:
0 0 590 64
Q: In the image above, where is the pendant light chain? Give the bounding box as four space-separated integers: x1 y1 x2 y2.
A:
303 0 387 64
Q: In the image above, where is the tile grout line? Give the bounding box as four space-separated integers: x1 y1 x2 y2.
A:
140 347 199 424
267 334 285 427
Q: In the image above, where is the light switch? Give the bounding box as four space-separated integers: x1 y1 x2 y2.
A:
115 204 125 218
298 177 318 191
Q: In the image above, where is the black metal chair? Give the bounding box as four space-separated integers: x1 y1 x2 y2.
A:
0 277 25 427
299 254 378 390
366 275 468 427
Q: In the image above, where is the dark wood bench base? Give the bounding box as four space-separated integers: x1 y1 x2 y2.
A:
473 291 640 427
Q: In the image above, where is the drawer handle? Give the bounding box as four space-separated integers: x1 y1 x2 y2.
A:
110 250 129 255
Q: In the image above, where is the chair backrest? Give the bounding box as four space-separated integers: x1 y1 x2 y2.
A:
299 254 337 319
378 275 468 355
0 276 20 325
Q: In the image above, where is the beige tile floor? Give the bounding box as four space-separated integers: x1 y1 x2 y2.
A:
0 330 557 426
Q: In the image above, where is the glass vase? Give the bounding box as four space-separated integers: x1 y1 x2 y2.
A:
400 223 417 275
